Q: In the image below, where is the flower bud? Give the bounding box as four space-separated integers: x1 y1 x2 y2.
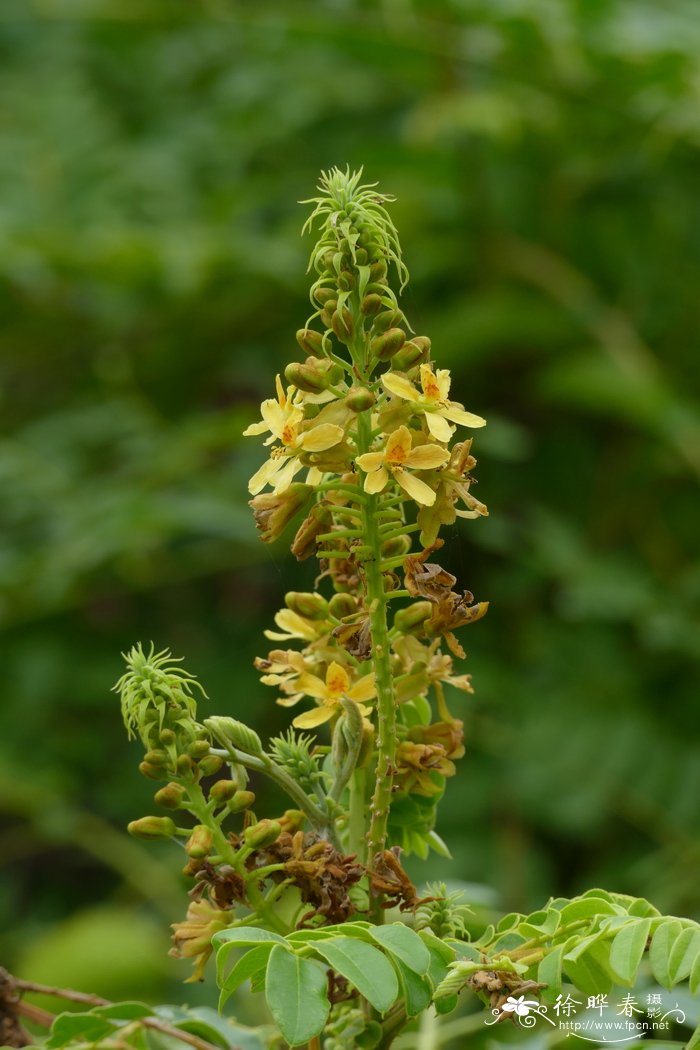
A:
285 591 328 620
187 740 210 759
285 359 340 394
279 809 305 833
392 335 431 372
296 328 326 358
328 593 358 618
381 534 412 558
144 749 168 767
320 302 337 328
208 779 239 804
345 386 375 412
331 307 354 344
371 327 406 362
394 601 433 633
337 270 355 292
243 819 282 849
227 789 257 813
139 760 166 781
203 716 264 757
291 502 333 561
361 293 383 316
373 308 403 333
176 754 195 776
159 728 176 746
197 755 224 777
185 824 213 859
154 783 187 809
128 815 176 839
355 247 368 265
369 259 388 281
312 287 336 307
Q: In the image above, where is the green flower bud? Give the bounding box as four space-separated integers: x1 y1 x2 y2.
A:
128 815 176 840
185 824 213 859
392 335 431 372
373 308 403 333
331 307 354 344
361 293 383 316
369 259 388 281
143 749 169 767
337 270 355 292
285 591 329 620
243 819 282 849
139 761 166 781
345 386 376 412
296 327 326 358
355 247 368 265
328 593 358 618
320 302 337 328
381 534 412 558
197 755 224 777
227 789 256 813
208 779 238 804
370 327 406 362
312 287 336 307
187 739 210 759
159 728 176 746
154 783 187 809
394 601 433 633
176 754 195 776
285 359 341 394
203 716 264 757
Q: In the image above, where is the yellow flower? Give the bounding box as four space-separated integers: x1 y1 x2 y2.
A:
244 376 344 494
355 425 448 506
292 660 376 729
264 608 325 643
382 364 486 443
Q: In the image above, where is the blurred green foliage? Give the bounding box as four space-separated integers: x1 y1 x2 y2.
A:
1 0 699 1021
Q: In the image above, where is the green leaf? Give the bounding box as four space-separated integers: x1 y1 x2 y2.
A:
215 927 286 986
559 897 621 924
650 920 683 989
219 942 275 1009
48 1014 115 1047
687 1023 700 1050
668 925 700 985
393 956 433 1016
312 936 399 1014
690 946 700 995
563 938 613 997
264 944 330 1046
434 993 459 1016
608 918 651 986
538 943 564 998
92 1003 153 1021
367 923 431 975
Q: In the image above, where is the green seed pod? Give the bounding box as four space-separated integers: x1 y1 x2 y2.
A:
187 739 210 759
381 534 412 559
243 819 282 849
128 815 176 840
392 335 431 372
227 789 256 814
361 293 383 317
204 716 264 757
328 592 358 619
370 327 406 362
296 327 326 358
208 780 238 804
312 287 336 307
331 307 354 344
345 386 376 412
285 591 329 620
394 601 433 633
197 754 224 777
154 783 187 809
373 309 403 333
185 824 213 859
139 761 166 781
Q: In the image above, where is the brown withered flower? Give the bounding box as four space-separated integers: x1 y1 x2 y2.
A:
408 719 465 761
369 848 433 911
249 483 313 543
332 614 372 660
188 859 248 910
291 501 332 560
170 899 232 982
404 545 488 657
394 740 456 797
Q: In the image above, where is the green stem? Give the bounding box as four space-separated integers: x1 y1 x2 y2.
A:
185 781 239 868
348 768 367 863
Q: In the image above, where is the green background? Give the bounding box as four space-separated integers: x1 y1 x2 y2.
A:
1 0 699 1028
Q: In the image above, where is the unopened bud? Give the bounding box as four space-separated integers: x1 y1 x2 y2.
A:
394 601 433 633
329 593 358 619
361 293 383 317
312 287 336 307
320 302 337 328
381 534 412 559
369 260 388 281
279 809 305 833
331 307 354 344
392 336 431 372
139 761 165 781
228 789 256 814
371 328 406 362
185 824 213 859
198 755 224 777
345 386 375 412
285 591 328 620
285 359 339 394
337 270 355 292
176 754 195 776
144 749 168 767
355 248 368 265
187 740 210 759
291 502 332 561
159 728 176 746
203 716 264 757
208 779 239 804
373 309 403 333
128 815 176 840
243 819 282 849
154 783 186 809
296 327 326 358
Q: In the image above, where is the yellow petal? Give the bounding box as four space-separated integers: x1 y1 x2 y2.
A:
364 466 389 494
348 673 377 703
394 468 437 506
243 419 269 437
273 609 318 640
356 451 384 472
405 443 449 470
260 398 287 438
424 412 454 443
419 364 442 402
436 368 452 400
300 423 344 452
248 457 280 495
442 404 487 428
296 672 330 700
382 372 420 402
276 694 303 707
385 426 413 464
293 705 334 729
326 661 350 697
272 457 303 494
